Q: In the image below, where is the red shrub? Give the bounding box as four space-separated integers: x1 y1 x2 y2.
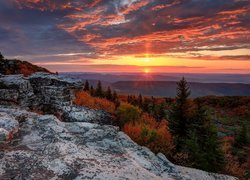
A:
74 91 116 114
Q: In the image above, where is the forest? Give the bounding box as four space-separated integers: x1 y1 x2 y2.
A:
74 78 250 179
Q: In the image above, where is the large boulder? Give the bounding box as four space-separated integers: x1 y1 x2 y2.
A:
0 107 237 180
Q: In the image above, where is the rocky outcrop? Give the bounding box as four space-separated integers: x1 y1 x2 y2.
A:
0 74 35 106
0 107 236 180
0 73 113 125
0 73 237 179
28 73 83 109
0 72 83 108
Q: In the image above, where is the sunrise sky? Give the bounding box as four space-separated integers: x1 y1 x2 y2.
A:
0 0 249 73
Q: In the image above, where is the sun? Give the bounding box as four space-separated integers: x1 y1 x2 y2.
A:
144 68 150 73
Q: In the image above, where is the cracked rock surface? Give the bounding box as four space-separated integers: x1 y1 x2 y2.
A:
0 107 236 180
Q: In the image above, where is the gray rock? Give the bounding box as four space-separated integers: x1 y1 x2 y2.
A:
62 106 112 125
0 112 19 143
0 107 237 180
0 73 83 110
0 75 35 106
0 73 238 179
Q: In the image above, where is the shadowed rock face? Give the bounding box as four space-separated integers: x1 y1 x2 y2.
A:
0 73 237 179
0 73 83 108
0 73 113 125
0 107 237 180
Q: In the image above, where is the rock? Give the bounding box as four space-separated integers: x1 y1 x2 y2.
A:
0 75 35 106
0 73 238 179
0 89 19 104
0 112 19 143
62 106 112 125
0 107 237 180
0 73 83 110
28 72 83 89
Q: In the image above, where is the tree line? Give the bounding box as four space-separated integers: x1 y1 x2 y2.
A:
83 80 120 107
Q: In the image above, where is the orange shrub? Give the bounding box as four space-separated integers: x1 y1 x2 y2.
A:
122 113 173 155
74 91 116 114
222 136 248 178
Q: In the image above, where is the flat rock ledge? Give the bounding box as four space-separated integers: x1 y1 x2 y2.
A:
0 106 237 180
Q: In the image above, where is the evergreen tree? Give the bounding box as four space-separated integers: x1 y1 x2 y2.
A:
127 95 131 103
155 103 166 120
186 104 224 172
176 77 191 104
84 80 90 91
112 90 118 102
0 52 4 60
169 77 192 150
234 124 248 148
105 86 113 100
90 85 94 96
112 90 120 107
95 80 103 97
138 94 143 107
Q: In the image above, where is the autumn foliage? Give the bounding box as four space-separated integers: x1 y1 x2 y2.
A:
0 55 51 76
123 113 173 155
222 136 250 178
74 91 116 114
74 80 249 179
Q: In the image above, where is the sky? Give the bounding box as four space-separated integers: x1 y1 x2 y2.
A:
0 0 249 73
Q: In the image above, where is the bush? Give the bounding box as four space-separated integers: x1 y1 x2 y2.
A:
74 91 116 114
122 116 173 155
116 103 141 127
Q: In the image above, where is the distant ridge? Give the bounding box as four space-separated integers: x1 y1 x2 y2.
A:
112 81 250 97
0 53 51 76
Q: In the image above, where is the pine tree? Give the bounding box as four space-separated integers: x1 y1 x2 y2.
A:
112 90 120 107
138 94 143 108
169 77 192 151
186 104 224 172
157 103 166 120
95 80 103 97
0 52 4 60
234 124 248 148
84 80 90 91
176 77 191 104
105 86 113 100
112 90 118 102
90 85 94 96
127 95 131 103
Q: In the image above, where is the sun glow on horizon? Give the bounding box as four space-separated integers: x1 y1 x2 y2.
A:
144 68 150 73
